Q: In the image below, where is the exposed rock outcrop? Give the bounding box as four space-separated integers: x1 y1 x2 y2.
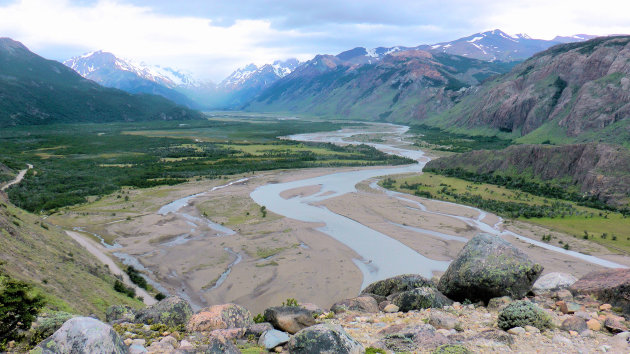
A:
287 323 364 354
570 268 630 315
32 317 126 354
134 296 193 327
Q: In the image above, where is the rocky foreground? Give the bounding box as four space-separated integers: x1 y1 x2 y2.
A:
23 233 630 353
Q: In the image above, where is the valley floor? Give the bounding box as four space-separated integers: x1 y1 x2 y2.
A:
47 163 630 314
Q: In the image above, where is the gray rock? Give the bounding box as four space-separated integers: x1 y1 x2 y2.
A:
128 344 148 354
438 233 543 303
379 324 450 352
199 335 241 354
245 322 274 339
428 312 459 330
264 306 316 334
134 296 192 326
532 272 578 294
507 327 526 335
186 303 252 332
105 305 135 323
561 317 588 333
552 334 573 346
487 296 512 312
287 323 363 354
259 329 290 349
392 287 453 312
361 274 434 297
33 317 126 354
330 296 379 314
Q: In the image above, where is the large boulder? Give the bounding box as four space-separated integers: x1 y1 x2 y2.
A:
392 287 453 312
532 272 578 294
264 306 316 334
361 274 434 297
199 335 241 354
187 303 252 332
134 296 192 327
377 324 450 352
330 296 379 314
570 268 630 315
32 317 126 354
287 323 363 353
438 233 543 303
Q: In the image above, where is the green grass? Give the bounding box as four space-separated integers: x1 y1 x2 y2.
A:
0 118 412 213
409 124 514 153
385 173 630 252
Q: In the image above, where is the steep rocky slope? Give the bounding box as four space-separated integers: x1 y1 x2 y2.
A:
425 143 630 207
0 193 142 317
246 50 515 122
430 36 630 144
0 38 203 127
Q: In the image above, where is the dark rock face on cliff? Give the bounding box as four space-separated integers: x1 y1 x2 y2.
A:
425 143 630 207
436 36 630 143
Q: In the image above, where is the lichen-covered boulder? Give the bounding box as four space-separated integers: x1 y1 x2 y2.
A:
362 274 434 298
32 317 126 354
330 296 379 314
497 300 552 331
438 233 543 303
264 306 316 334
187 303 252 332
134 296 192 326
287 323 363 353
532 272 578 294
392 287 453 312
106 305 136 323
245 322 274 339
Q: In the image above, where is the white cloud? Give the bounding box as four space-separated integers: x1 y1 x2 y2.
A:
0 0 309 81
1 0 629 81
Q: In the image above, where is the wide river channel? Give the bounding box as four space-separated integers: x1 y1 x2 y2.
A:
249 123 626 289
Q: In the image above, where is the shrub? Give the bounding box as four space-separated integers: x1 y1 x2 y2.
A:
282 298 299 307
433 344 473 354
29 311 74 345
0 271 45 349
497 300 552 331
253 313 265 324
155 293 166 301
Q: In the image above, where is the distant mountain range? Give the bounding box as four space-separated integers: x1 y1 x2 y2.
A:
63 51 209 108
0 38 202 127
62 29 598 111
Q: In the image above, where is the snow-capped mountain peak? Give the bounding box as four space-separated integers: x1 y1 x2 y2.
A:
219 59 300 90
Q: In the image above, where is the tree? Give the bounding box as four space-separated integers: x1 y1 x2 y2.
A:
0 271 45 348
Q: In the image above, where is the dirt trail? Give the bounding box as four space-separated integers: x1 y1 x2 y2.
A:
1 163 32 191
65 230 156 306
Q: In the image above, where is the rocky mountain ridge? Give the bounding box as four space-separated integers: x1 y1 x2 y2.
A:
0 38 202 127
430 35 630 144
245 50 516 122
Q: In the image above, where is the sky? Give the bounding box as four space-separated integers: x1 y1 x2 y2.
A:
1 0 629 82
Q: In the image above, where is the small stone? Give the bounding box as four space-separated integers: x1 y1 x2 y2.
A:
552 289 574 302
507 327 526 335
600 344 612 352
160 335 178 348
552 334 573 346
259 329 290 350
524 325 540 334
378 301 391 311
605 317 629 333
428 312 459 330
383 304 399 313
487 296 512 312
179 340 193 350
569 330 578 336
452 302 462 310
128 344 148 354
161 331 169 336
131 339 145 346
587 319 602 331
124 338 133 346
562 317 588 333
600 304 613 311
274 346 283 353
559 301 583 314
580 329 593 337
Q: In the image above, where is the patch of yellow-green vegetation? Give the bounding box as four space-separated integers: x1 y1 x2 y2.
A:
160 156 204 162
98 163 134 167
225 143 356 157
255 261 279 267
237 344 266 354
0 197 143 318
388 172 630 253
256 247 286 259
197 195 279 227
34 152 65 159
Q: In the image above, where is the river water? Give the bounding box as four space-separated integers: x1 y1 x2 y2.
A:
250 123 627 289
